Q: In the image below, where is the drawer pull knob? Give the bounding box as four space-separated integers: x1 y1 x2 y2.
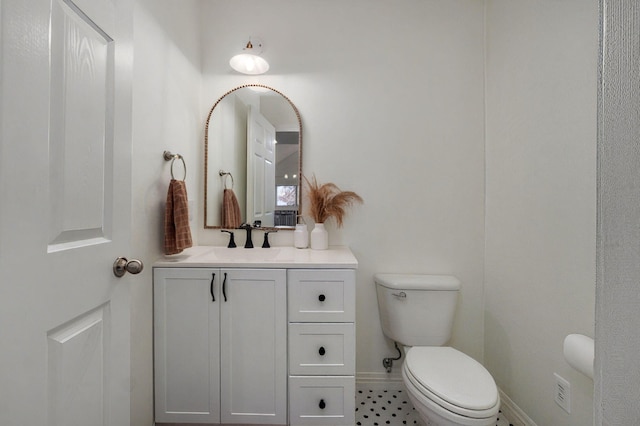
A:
319 346 326 356
318 294 326 302
319 399 326 410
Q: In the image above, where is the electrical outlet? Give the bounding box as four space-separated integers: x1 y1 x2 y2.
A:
554 373 571 414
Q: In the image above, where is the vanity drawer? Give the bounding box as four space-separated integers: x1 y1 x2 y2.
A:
289 376 355 426
288 269 355 322
289 323 355 375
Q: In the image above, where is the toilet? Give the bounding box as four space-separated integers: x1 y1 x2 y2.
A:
375 273 500 426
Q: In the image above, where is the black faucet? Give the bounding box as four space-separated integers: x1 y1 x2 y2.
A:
262 230 278 248
221 230 236 248
239 223 254 248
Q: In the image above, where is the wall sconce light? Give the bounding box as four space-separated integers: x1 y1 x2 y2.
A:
229 38 269 75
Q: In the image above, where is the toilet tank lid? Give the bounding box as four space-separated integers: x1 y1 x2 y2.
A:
374 274 461 290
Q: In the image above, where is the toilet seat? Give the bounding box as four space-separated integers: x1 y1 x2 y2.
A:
403 346 499 419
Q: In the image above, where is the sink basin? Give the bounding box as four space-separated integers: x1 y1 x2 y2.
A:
190 246 297 264
213 247 282 261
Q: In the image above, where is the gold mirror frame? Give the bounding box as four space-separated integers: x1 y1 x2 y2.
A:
203 84 303 229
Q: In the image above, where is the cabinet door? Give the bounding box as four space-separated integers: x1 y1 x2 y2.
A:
220 269 287 425
154 268 220 424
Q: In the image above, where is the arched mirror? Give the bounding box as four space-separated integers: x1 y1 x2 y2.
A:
204 85 302 229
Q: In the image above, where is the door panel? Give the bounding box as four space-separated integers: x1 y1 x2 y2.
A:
47 305 110 426
49 0 114 249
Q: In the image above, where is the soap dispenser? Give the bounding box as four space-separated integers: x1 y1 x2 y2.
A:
293 216 308 249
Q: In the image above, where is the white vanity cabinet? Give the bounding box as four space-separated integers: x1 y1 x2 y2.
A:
287 269 356 426
154 267 287 425
153 246 358 426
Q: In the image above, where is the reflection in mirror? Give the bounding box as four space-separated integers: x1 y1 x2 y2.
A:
204 85 302 229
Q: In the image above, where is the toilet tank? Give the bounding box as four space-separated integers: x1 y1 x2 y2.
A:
375 274 460 347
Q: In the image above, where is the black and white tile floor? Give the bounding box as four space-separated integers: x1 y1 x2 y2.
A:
355 386 512 426
355 389 421 425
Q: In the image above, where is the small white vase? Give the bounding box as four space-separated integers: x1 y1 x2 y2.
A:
294 224 309 249
310 223 328 250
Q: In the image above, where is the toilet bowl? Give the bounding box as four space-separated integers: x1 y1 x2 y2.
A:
402 346 499 426
374 274 500 426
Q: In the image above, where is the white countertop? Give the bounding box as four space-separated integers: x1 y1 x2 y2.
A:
153 245 358 269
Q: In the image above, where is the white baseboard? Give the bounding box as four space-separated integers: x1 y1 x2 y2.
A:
356 372 403 389
498 389 538 426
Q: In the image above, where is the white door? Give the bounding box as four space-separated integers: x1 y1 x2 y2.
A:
0 0 133 425
247 106 276 227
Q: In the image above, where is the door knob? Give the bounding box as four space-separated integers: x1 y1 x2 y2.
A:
113 257 144 277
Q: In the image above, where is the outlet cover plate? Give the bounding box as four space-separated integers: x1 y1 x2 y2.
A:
554 373 571 413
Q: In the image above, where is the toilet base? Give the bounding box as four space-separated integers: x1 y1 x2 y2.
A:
402 365 499 426
405 390 478 426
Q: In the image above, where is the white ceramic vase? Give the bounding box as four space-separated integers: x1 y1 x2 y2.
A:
310 223 328 250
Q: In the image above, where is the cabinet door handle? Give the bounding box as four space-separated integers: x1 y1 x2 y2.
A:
318 294 326 302
319 346 326 356
319 399 326 410
222 272 228 302
210 273 216 302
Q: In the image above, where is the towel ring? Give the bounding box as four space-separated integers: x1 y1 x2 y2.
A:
219 170 234 189
163 151 187 181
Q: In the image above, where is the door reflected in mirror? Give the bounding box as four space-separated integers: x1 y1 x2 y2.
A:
204 85 302 229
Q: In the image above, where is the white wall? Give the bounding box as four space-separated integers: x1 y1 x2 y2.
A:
197 0 487 376
484 1 597 425
131 1 202 424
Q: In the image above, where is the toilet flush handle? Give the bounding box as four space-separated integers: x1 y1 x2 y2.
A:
392 291 407 298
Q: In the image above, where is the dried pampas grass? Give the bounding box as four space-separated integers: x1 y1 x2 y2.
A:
303 174 363 227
